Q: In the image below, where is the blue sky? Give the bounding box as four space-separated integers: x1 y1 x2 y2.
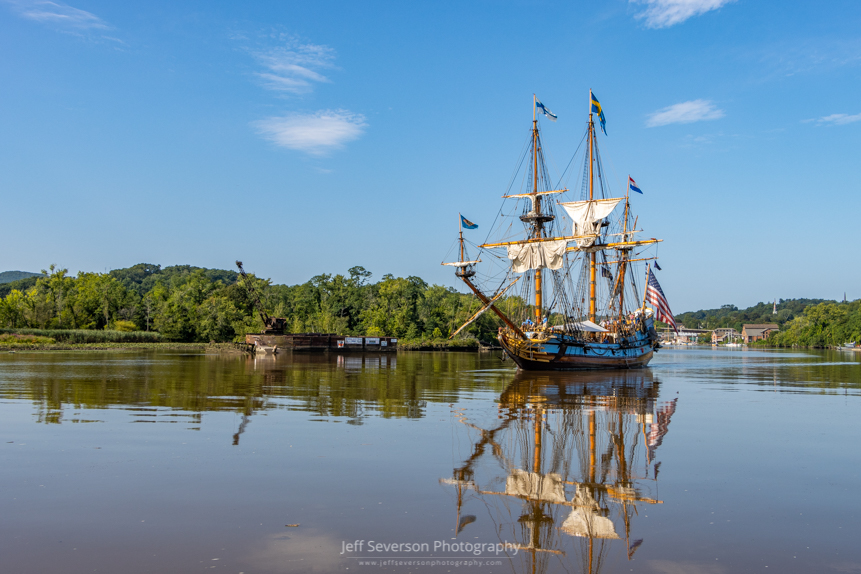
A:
1 0 860 312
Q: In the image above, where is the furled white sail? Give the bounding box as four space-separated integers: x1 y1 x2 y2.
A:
561 320 609 333
503 189 567 214
505 470 567 504
441 260 481 267
560 485 621 539
507 239 567 273
559 198 623 248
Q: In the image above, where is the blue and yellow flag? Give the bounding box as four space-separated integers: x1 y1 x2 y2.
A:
590 91 607 135
461 215 478 229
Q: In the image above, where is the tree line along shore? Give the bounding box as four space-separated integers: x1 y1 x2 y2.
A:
0 264 858 349
674 300 861 348
0 264 495 349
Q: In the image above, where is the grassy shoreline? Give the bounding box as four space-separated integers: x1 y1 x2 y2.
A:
0 342 239 352
0 340 487 352
2 334 849 353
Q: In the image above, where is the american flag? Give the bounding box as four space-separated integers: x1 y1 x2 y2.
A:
646 267 677 332
648 398 678 461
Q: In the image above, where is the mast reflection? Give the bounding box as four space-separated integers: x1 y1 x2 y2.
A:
445 369 677 574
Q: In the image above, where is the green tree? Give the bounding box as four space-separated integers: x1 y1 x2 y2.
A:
0 289 27 328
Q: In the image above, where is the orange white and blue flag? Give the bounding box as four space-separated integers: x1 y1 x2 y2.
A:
628 176 643 194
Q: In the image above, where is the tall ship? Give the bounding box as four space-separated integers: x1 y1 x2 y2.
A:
444 92 676 370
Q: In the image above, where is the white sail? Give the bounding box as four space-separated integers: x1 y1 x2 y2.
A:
503 189 567 213
560 485 621 539
505 470 567 504
507 239 567 273
502 189 567 199
559 198 623 248
441 260 481 267
561 320 609 333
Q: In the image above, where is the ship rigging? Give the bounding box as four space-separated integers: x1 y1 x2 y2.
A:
443 92 673 370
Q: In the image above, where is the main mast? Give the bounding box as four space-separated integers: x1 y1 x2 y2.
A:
589 91 597 324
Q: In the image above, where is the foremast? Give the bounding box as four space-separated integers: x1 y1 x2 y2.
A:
448 95 557 341
532 95 543 323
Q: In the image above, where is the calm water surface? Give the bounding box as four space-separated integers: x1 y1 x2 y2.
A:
1 348 860 574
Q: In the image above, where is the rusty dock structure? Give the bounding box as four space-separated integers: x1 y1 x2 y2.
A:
236 261 398 353
244 333 397 352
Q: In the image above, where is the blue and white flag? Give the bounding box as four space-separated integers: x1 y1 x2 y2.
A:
628 176 643 194
535 99 557 122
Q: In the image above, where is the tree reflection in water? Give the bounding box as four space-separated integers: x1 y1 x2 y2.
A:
4 351 507 437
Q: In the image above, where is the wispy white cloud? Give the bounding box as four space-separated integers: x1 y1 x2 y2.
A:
646 99 725 127
752 38 861 81
5 0 109 30
810 112 861 126
631 0 735 29
253 110 367 155
252 40 335 95
246 33 366 153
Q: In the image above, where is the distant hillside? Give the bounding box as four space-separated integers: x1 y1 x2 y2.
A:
675 298 832 332
0 271 40 284
109 263 239 296
0 276 40 298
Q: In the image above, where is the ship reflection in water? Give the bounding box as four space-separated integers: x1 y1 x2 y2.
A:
444 369 677 574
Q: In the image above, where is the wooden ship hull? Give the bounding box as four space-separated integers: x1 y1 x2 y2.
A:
499 328 656 371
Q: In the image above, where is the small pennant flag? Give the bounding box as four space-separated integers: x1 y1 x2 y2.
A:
628 176 643 194
461 215 478 229
535 98 557 122
601 266 613 281
654 261 662 271
590 91 607 135
628 539 644 560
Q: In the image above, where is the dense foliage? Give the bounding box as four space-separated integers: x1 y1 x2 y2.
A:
0 264 505 343
671 298 861 347
768 301 861 348
674 299 829 332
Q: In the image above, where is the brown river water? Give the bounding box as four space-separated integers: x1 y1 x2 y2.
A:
1 348 860 574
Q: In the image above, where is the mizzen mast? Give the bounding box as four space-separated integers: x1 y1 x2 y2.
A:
616 184 631 326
